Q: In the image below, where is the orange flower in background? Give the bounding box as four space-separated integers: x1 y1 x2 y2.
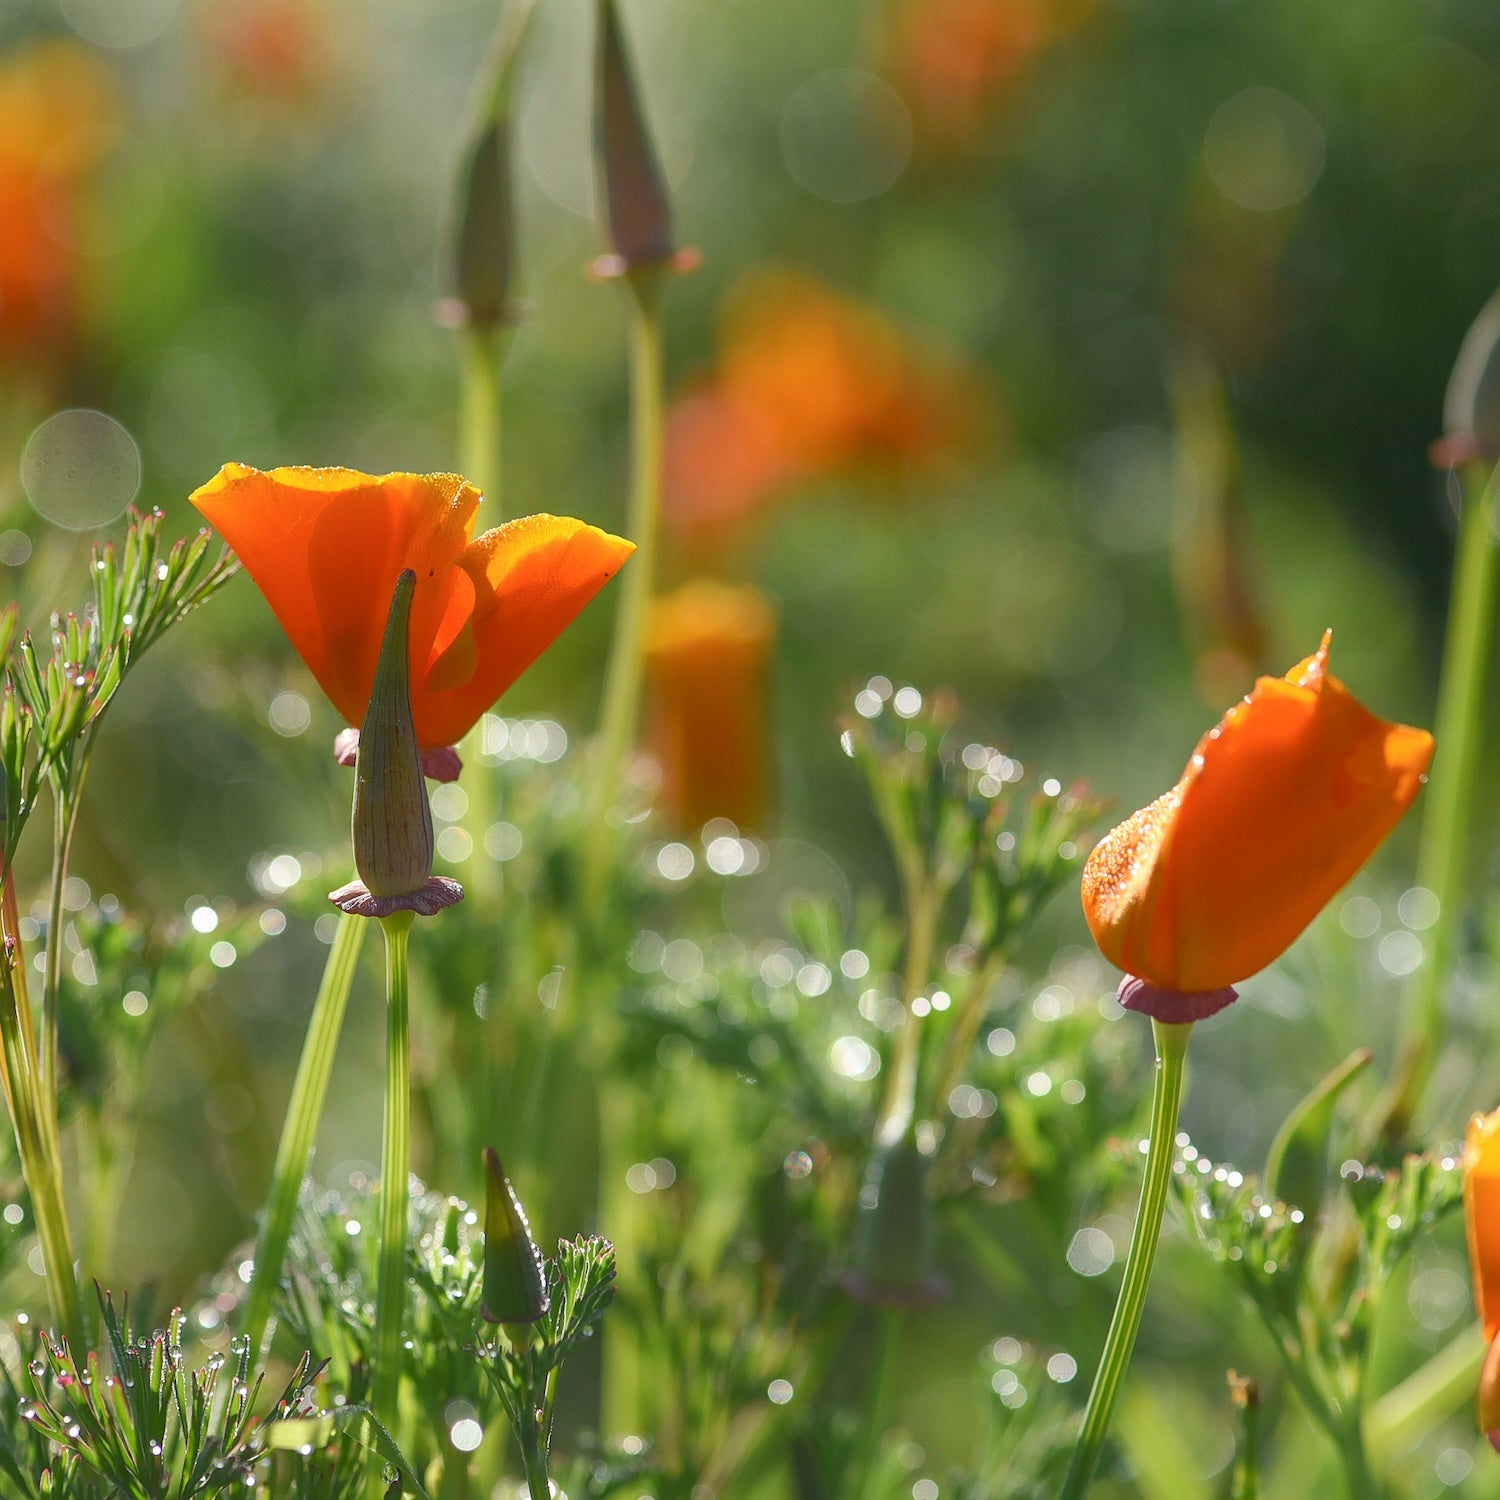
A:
887 0 1099 149
645 580 778 832
664 270 986 544
1081 632 1433 995
1466 1111 1500 1450
0 39 117 366
204 0 329 103
190 465 633 749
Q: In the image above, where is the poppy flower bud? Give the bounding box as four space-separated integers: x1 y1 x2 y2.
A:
329 571 463 918
445 3 535 330
592 0 690 279
481 1147 550 1326
840 1130 947 1308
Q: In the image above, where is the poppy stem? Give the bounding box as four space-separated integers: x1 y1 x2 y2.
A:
241 910 367 1360
586 269 666 906
1397 457 1500 1119
373 910 415 1440
1058 1018 1192 1500
460 324 506 525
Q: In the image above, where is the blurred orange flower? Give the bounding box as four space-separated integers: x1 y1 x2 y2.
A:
0 39 117 367
1081 632 1433 994
664 270 985 544
203 0 330 104
886 0 1098 148
1467 1110 1500 1450
645 580 778 832
190 465 633 749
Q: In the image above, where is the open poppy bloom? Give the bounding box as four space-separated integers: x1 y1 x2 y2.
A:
190 465 634 750
1466 1110 1500 1450
1081 632 1433 1003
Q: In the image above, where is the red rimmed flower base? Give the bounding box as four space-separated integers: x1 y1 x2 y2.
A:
1117 976 1238 1024
328 877 465 919
333 728 463 785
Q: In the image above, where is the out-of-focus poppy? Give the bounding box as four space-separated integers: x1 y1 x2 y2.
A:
886 0 1098 150
1467 1110 1500 1451
0 39 117 368
203 0 330 104
644 579 777 832
664 270 984 544
1081 632 1433 995
190 464 633 750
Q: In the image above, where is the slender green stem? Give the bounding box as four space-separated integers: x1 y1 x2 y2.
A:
40 786 83 1163
1058 1019 1192 1500
877 881 938 1146
1400 458 1500 1112
851 1309 903 1500
460 326 505 520
515 1405 552 1500
1365 1321 1485 1470
0 948 82 1352
242 911 367 1360
372 912 414 1438
583 270 665 909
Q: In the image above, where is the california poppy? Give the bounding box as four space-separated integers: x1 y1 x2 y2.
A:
190 464 634 749
1467 1111 1500 1450
1081 632 1433 994
644 579 777 832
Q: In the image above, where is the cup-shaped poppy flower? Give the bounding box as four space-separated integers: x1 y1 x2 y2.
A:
190 464 634 750
1467 1110 1500 1450
644 579 777 832
1081 632 1433 994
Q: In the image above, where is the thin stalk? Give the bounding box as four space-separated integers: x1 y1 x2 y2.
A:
876 881 938 1146
1365 1321 1485 1469
459 324 508 905
0 952 82 1352
372 912 415 1438
583 270 666 909
1399 458 1500 1114
850 1308 903 1500
929 951 1005 1118
242 911 368 1360
1058 1019 1193 1500
515 1406 551 1500
460 326 505 520
39 786 83 1162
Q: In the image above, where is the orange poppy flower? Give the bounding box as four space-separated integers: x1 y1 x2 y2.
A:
1467 1110 1500 1449
190 464 633 749
644 580 777 832
1081 632 1433 996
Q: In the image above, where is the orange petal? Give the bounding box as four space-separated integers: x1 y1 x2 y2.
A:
190 464 479 728
413 514 635 748
1468 1111 1500 1342
1081 633 1434 990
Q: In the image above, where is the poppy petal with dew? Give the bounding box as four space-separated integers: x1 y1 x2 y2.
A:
1467 1109 1500 1343
190 464 634 748
1081 631 1433 992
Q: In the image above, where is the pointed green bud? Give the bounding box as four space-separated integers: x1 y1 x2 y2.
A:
594 0 675 274
354 572 432 898
840 1130 947 1307
481 1147 549 1325
447 0 536 328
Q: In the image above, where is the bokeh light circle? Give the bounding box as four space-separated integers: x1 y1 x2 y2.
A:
21 410 142 530
780 68 911 204
59 0 179 51
1203 87 1325 213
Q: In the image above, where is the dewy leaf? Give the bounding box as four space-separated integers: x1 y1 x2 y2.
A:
264 1407 432 1500
1263 1047 1372 1214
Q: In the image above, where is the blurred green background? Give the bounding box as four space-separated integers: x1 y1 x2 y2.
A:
0 0 1493 1368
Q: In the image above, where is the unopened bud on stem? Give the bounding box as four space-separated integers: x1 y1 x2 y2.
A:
329 572 463 918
